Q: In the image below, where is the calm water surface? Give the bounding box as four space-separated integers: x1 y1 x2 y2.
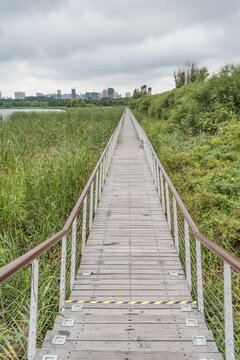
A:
0 108 65 119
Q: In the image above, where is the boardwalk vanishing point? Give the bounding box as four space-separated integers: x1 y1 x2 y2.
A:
34 109 223 359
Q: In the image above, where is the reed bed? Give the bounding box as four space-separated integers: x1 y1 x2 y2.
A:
0 107 123 358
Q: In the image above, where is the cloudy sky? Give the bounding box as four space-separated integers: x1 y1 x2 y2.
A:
1 0 240 97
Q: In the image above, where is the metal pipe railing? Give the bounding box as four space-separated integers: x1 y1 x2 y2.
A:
129 108 240 360
0 110 124 360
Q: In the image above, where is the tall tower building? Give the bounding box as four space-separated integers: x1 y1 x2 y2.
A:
56 90 62 100
102 89 108 98
15 92 25 100
71 89 76 99
108 88 115 99
148 87 152 95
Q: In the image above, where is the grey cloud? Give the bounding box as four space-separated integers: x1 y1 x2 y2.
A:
0 0 240 95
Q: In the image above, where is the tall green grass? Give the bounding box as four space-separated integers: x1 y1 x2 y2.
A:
0 107 123 358
0 107 123 265
130 66 240 357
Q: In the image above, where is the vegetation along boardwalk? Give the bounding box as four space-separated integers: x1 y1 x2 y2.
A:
0 109 239 360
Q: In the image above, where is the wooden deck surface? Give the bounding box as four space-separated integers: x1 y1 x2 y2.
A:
35 111 223 359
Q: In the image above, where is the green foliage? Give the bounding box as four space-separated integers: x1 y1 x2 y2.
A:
131 64 240 254
174 62 209 88
0 97 129 109
0 107 123 263
0 107 123 357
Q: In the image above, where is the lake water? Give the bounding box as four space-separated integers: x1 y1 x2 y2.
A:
0 108 65 119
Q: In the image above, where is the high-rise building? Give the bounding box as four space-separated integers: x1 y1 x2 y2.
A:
108 88 115 99
56 90 62 100
62 94 72 100
85 92 99 100
36 92 44 97
125 92 131 98
0 91 2 99
15 92 25 100
148 87 152 95
141 85 147 93
102 89 108 98
71 89 76 99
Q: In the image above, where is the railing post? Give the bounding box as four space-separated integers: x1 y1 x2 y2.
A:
82 195 87 251
160 170 165 213
95 171 98 212
165 182 171 230
103 155 106 183
28 258 39 360
59 235 66 312
156 165 160 199
173 197 179 254
196 238 204 314
89 182 94 229
184 219 192 292
70 217 77 290
153 158 157 186
99 163 102 200
224 262 234 360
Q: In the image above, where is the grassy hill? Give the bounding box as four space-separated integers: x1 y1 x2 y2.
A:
130 65 240 256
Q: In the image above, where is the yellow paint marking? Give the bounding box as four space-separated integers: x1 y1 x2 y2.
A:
115 301 123 304
129 301 137 304
142 301 150 304
180 301 188 304
167 301 175 304
102 301 111 304
65 300 73 303
90 301 98 303
154 301 163 304
77 300 85 303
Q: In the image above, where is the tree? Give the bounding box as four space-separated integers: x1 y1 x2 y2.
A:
174 62 209 88
133 89 142 99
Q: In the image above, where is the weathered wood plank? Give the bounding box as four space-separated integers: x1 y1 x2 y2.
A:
35 111 222 360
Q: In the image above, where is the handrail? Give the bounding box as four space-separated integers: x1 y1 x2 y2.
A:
129 109 240 273
0 111 125 284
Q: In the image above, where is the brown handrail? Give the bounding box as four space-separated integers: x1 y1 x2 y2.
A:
0 112 124 284
129 109 240 273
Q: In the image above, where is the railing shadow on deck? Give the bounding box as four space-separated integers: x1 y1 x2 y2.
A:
129 108 240 360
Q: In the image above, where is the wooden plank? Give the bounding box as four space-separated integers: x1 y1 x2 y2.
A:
35 111 222 360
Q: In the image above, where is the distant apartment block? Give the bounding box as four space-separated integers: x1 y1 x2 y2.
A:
36 92 44 97
0 91 2 99
62 94 72 100
71 89 76 99
148 87 152 95
56 90 62 100
141 85 147 93
102 89 108 98
108 88 115 99
15 92 25 100
125 92 131 98
46 94 56 98
85 92 99 100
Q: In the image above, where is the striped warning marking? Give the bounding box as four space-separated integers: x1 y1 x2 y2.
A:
65 299 197 305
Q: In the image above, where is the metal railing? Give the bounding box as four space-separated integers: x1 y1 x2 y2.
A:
129 108 240 360
0 111 124 360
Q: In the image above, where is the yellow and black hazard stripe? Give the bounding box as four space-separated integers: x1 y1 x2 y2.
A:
65 299 197 305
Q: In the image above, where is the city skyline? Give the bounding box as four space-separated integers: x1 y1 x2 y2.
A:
0 87 137 100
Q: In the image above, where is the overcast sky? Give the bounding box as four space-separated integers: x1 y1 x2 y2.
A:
0 0 240 97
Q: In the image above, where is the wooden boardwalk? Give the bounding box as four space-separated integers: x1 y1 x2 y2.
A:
35 111 223 359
